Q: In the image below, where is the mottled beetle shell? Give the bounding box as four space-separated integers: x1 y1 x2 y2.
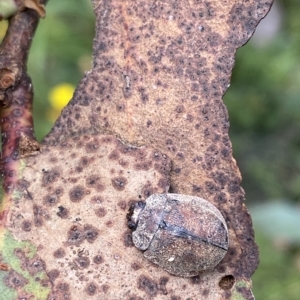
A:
128 194 229 277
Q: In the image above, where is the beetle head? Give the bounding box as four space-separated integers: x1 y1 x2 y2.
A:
127 201 146 230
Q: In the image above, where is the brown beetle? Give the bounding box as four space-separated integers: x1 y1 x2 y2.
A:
127 194 229 277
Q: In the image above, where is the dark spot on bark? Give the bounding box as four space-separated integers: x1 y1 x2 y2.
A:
6 170 14 180
216 264 226 273
176 152 184 160
134 161 152 171
85 282 98 295
190 275 201 284
90 195 103 204
118 159 128 167
123 231 134 247
33 218 44 227
101 284 109 293
22 257 45 276
98 41 106 52
86 175 99 187
84 224 99 243
86 175 105 191
175 105 184 113
159 276 169 286
212 171 228 187
205 181 219 194
191 94 199 101
245 18 257 32
42 169 60 186
12 108 22 117
22 220 31 232
111 176 127 191
33 205 44 227
79 156 89 166
131 262 141 271
74 256 90 269
223 247 237 262
214 192 227 203
57 282 69 291
53 248 66 258
55 187 63 195
95 207 107 217
4 270 28 288
117 102 126 111
41 278 50 288
186 114 194 122
191 82 200 91
127 295 143 300
109 150 119 160
221 147 230 157
158 178 168 189
43 194 58 206
85 139 100 153
48 269 60 281
76 166 83 172
154 161 168 176
228 181 240 194
13 249 24 260
69 185 86 202
57 206 69 218
123 85 132 98
70 177 79 184
66 118 74 128
138 275 158 297
16 179 30 191
146 120 152 127
141 183 153 198
140 93 149 103
93 255 104 264
117 144 136 155
219 275 235 290
158 276 169 294
106 220 113 227
66 225 85 246
171 296 181 300
117 200 127 210
236 285 253 298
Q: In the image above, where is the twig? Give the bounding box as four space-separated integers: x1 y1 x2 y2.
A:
0 2 47 225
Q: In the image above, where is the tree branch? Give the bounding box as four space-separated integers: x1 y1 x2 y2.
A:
0 1 47 223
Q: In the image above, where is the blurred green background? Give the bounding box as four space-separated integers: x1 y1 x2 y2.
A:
1 0 300 299
226 1 300 298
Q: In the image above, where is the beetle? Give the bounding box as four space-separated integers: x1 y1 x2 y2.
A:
127 193 229 277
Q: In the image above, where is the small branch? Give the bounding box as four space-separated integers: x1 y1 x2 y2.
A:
0 7 39 91
0 2 47 224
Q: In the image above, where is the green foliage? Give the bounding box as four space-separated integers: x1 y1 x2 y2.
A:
252 226 300 300
224 0 300 203
27 0 95 139
251 202 300 245
224 2 300 296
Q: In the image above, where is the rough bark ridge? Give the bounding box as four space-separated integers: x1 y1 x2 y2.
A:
0 0 273 299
